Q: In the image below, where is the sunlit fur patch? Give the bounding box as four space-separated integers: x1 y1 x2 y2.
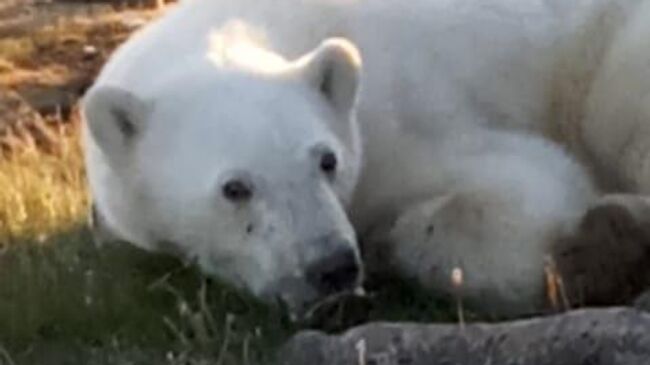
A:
207 19 288 73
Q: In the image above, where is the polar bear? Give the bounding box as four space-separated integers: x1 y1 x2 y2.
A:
83 0 650 318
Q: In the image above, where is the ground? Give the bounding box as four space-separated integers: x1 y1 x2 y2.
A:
0 2 456 364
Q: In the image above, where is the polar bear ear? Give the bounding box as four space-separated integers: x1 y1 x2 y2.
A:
82 85 151 159
299 38 362 116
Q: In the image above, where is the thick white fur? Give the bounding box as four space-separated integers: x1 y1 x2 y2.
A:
358 128 594 316
84 0 650 316
581 0 650 193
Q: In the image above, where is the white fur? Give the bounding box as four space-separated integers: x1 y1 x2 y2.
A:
84 33 365 313
581 0 650 193
84 0 650 316
359 128 594 316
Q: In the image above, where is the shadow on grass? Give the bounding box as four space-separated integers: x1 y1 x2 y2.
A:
0 225 457 364
0 225 294 364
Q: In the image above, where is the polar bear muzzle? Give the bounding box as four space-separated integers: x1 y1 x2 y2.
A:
306 244 362 296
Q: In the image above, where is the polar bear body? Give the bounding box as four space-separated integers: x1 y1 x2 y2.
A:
84 0 650 317
580 0 650 192
94 0 584 139
371 0 650 314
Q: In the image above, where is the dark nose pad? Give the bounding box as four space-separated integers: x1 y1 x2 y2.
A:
306 248 361 295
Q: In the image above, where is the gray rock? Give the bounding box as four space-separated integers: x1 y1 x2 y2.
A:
280 307 650 365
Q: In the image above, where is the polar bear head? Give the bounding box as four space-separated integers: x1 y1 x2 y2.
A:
82 37 364 316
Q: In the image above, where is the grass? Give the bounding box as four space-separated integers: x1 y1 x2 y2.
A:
0 228 296 364
0 4 457 364
0 122 87 242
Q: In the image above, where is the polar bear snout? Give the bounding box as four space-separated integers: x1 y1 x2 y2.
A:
306 245 362 296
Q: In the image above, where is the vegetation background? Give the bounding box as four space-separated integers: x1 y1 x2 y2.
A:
0 1 455 363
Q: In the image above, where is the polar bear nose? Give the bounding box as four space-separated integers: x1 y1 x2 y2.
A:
306 247 361 295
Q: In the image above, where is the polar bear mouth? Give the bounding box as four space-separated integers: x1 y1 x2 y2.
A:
298 286 367 323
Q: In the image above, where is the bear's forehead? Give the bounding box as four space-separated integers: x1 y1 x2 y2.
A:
141 75 339 171
138 121 334 191
154 67 325 123
158 90 330 147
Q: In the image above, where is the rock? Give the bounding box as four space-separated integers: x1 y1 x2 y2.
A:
280 307 650 365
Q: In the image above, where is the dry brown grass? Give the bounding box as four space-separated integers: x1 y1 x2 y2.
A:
0 4 147 243
0 13 137 88
0 119 89 243
0 58 16 74
0 37 34 66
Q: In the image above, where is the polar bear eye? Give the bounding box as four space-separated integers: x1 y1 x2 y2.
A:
222 179 253 202
320 151 338 175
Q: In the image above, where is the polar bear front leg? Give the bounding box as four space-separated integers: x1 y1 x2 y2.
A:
382 192 554 318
